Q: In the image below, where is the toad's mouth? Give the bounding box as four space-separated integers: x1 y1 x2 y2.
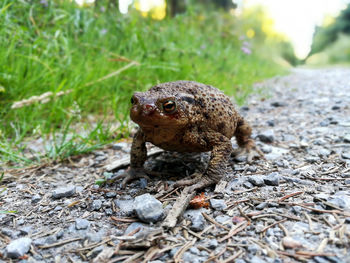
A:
130 104 183 127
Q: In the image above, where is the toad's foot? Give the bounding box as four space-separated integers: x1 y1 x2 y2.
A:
108 167 150 188
232 144 264 163
173 173 217 192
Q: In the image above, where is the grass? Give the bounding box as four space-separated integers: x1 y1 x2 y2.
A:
0 1 286 166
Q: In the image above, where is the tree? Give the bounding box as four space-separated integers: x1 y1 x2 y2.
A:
309 3 350 56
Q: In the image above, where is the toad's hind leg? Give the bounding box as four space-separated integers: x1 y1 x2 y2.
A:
232 118 264 162
174 130 233 191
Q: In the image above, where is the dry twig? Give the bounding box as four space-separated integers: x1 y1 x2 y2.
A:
162 187 196 229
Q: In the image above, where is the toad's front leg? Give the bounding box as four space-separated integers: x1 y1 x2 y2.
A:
111 129 149 187
174 131 232 191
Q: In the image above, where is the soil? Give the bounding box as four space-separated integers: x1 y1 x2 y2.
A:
1 68 350 263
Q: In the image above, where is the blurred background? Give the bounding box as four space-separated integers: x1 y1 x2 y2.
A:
1 0 350 164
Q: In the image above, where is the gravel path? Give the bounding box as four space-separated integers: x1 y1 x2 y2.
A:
1 68 350 263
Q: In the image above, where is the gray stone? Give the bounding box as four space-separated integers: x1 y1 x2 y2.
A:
256 202 268 210
290 206 302 215
134 194 164 223
247 243 260 254
124 222 156 239
112 142 129 151
251 256 267 263
91 200 103 211
105 191 117 198
257 130 274 143
344 134 350 143
52 185 76 199
209 199 227 211
189 247 200 255
55 230 64 239
248 176 265 186
261 145 272 154
95 155 107 161
328 195 350 210
6 237 32 259
75 218 90 230
243 181 254 188
264 172 280 186
325 256 345 263
19 226 32 235
182 252 201 263
266 120 275 126
105 208 113 215
31 194 41 203
1 228 17 238
33 236 56 246
341 152 350 159
266 228 274 236
170 247 180 257
86 230 107 243
306 156 320 163
54 205 63 211
184 209 206 232
318 148 331 157
271 101 287 107
139 178 148 188
342 173 350 178
215 215 231 225
207 239 218 249
89 245 104 258
314 256 331 263
76 186 84 193
320 120 329 127
200 250 209 257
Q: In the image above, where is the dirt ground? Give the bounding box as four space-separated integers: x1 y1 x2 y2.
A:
1 68 350 263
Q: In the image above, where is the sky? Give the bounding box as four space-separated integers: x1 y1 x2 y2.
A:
237 0 350 58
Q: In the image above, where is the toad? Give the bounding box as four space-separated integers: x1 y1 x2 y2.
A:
116 81 263 191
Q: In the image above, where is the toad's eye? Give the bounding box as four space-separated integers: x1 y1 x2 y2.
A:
131 96 136 104
162 100 176 113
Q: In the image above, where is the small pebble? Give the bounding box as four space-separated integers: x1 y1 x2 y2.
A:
271 101 287 107
6 237 32 259
184 210 206 232
52 185 76 199
248 176 265 187
31 194 41 203
92 200 103 211
257 130 274 143
134 193 164 223
256 202 268 210
207 239 218 249
209 199 227 211
75 218 90 230
264 172 280 186
344 134 350 143
105 191 117 198
341 152 350 159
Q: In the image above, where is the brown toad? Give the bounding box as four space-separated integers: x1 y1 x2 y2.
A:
117 81 262 191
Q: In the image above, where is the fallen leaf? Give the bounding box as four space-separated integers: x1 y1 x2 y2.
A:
189 192 209 209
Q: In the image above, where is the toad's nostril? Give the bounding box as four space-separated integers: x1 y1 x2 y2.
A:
142 104 156 115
